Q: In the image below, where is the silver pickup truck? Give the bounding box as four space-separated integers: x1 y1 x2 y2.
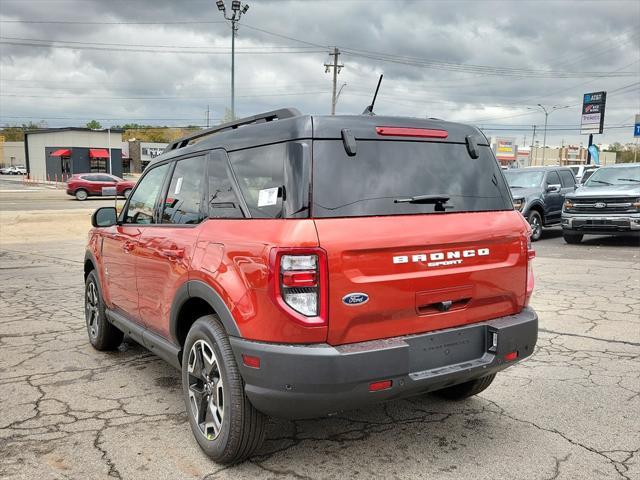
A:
561 163 640 243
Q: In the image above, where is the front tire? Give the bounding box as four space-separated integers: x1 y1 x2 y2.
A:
433 374 496 400
84 270 123 350
563 232 583 244
527 210 543 241
182 315 265 464
75 189 88 201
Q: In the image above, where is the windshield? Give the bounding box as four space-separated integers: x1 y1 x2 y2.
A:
585 166 640 186
503 170 544 188
311 140 512 217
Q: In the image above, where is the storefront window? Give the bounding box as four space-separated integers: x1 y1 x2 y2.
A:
90 158 107 173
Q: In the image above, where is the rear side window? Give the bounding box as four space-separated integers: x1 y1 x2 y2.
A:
207 151 244 219
125 163 170 224
312 140 512 217
229 144 286 218
558 170 575 187
546 171 561 186
162 156 206 225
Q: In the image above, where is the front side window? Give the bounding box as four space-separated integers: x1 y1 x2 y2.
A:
558 170 575 187
161 156 206 225
124 163 170 224
546 171 561 186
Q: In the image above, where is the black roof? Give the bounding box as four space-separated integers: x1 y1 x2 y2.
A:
151 108 486 165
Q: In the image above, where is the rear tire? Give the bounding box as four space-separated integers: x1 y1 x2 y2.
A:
433 374 496 400
123 188 132 199
84 270 123 351
563 232 583 244
527 211 543 241
75 189 88 201
182 315 265 464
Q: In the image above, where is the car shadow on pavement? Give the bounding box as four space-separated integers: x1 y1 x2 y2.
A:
540 226 639 246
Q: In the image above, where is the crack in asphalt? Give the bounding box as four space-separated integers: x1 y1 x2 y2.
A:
1 244 639 479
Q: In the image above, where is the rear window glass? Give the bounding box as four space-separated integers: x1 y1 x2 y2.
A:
312 140 512 218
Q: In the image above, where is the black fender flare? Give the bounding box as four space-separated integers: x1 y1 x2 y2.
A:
524 201 545 221
84 250 97 277
170 280 241 344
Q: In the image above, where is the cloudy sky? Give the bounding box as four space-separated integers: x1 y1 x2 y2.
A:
1 0 639 146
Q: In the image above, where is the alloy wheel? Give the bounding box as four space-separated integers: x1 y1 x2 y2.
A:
530 215 541 239
187 339 224 441
85 281 99 339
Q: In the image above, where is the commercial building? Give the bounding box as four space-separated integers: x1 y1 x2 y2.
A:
529 146 616 166
0 140 26 168
125 140 168 173
24 128 123 180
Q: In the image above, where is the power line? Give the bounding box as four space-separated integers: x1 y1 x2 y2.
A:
0 39 325 55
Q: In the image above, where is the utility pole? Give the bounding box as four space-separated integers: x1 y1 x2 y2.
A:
206 105 210 128
216 1 249 120
324 48 343 115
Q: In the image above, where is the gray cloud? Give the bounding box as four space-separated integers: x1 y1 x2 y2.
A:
0 0 638 146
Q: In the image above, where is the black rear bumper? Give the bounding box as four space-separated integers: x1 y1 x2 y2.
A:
230 307 538 419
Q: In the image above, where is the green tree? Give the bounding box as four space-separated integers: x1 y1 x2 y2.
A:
0 122 44 141
86 120 103 130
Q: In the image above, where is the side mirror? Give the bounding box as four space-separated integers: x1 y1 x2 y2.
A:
92 207 118 228
546 184 561 193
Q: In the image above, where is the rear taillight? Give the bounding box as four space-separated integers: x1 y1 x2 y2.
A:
525 236 535 305
270 248 327 326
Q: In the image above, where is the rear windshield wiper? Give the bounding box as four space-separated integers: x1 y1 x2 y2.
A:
589 180 612 185
394 194 450 204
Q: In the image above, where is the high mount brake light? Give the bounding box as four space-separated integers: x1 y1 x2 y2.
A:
376 126 449 139
269 249 328 327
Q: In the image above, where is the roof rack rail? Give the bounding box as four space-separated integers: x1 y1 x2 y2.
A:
165 107 301 152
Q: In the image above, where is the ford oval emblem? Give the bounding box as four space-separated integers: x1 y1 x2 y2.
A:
594 202 606 209
342 293 369 306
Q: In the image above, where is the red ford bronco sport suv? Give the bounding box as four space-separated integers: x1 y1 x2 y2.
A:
84 108 537 464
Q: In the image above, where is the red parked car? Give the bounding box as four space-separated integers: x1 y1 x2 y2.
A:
84 109 537 464
66 173 135 201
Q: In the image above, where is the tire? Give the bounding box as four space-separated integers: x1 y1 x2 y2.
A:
75 189 88 201
182 315 265 464
563 232 583 244
84 270 124 351
433 374 496 400
123 188 132 199
527 210 543 241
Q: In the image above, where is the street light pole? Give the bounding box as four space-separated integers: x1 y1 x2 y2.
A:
216 1 249 120
529 104 569 165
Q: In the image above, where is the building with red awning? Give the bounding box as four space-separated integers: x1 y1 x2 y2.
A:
24 127 124 180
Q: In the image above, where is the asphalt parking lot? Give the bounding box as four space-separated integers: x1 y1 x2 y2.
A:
1 188 638 480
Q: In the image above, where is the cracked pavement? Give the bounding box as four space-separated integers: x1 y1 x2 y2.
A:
1 202 639 479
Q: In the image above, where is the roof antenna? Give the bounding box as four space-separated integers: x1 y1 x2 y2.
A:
362 74 383 115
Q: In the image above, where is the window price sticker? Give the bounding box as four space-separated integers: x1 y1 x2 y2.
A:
258 187 279 207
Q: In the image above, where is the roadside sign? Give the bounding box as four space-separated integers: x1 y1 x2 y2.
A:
634 114 640 137
581 91 606 135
